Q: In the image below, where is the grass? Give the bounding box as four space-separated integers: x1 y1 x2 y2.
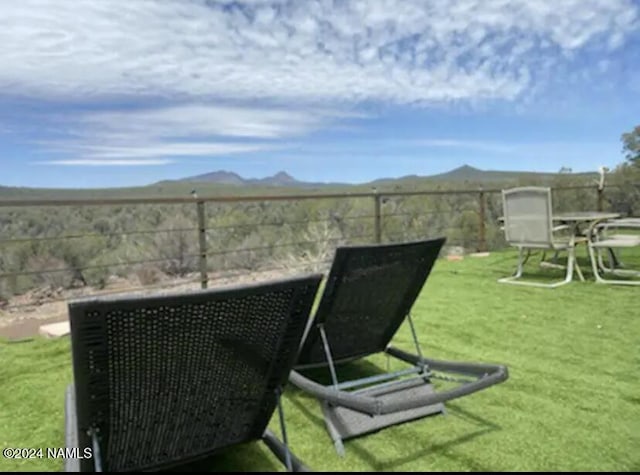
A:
1 246 639 472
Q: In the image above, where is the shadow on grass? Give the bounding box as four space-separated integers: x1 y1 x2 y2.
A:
349 427 495 471
346 403 502 471
293 357 389 386
488 246 640 284
284 358 388 428
162 441 282 473
285 358 503 472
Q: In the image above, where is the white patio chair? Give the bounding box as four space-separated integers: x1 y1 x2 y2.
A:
499 187 584 288
587 218 640 286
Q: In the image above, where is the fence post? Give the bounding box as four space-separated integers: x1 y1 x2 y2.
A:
478 189 487 252
597 186 604 212
373 190 382 244
196 200 208 289
597 166 607 212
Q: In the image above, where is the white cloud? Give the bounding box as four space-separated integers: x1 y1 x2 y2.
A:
51 142 276 160
39 159 174 166
73 104 368 141
4 0 637 168
0 0 636 105
31 103 364 165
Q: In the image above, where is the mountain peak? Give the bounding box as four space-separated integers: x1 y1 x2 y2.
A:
177 169 302 187
267 171 296 184
451 164 482 173
182 170 244 185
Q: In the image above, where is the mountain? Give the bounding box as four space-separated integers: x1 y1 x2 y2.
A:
368 165 598 187
176 170 347 188
177 164 599 189
426 165 495 181
254 171 297 186
179 170 246 185
425 164 597 183
0 165 601 201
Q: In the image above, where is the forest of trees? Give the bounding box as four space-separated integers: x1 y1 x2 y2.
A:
1 130 639 304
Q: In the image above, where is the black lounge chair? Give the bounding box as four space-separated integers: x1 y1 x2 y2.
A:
64 274 323 472
289 238 509 456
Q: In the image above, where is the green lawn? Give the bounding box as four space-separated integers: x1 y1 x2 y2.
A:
1 248 639 472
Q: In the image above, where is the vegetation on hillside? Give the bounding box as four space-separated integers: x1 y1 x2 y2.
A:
622 125 640 163
0 162 639 303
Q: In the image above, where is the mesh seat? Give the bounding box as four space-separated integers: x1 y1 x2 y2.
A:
592 237 640 248
64 274 322 472
289 238 509 456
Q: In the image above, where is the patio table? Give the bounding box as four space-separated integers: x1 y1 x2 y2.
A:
498 211 621 231
552 211 621 233
498 211 622 276
552 212 622 252
498 211 620 226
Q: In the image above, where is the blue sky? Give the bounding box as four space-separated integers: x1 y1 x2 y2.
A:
0 0 639 188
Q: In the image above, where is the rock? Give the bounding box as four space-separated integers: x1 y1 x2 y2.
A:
445 246 465 256
70 279 86 289
39 321 70 339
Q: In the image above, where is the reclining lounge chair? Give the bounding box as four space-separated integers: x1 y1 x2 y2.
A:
289 238 509 456
64 274 323 472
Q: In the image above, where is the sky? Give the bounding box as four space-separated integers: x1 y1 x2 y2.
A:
0 0 639 189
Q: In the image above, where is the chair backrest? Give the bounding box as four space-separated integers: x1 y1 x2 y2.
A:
68 274 322 472
296 237 446 368
502 187 554 248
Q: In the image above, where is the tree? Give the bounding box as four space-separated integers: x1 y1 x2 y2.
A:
621 125 640 163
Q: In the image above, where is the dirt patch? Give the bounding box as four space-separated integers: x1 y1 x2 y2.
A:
0 266 318 341
0 313 68 341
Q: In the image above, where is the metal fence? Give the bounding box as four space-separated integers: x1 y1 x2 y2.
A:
0 183 635 311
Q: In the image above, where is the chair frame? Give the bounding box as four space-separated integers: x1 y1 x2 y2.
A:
289 238 509 456
587 218 640 286
498 187 584 288
64 384 309 472
63 275 323 472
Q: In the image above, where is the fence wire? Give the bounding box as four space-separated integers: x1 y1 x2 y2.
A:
1 183 637 312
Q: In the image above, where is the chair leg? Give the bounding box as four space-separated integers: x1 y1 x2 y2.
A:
596 247 637 275
589 244 640 285
322 402 346 457
596 246 617 273
498 247 575 288
567 246 585 283
571 246 585 282
262 430 311 472
260 386 313 472
515 247 525 278
597 247 608 273
64 384 81 473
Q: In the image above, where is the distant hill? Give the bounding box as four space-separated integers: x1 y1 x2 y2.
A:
0 165 600 200
430 165 597 183
182 170 246 185
172 170 348 188
369 165 598 186
178 164 599 188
